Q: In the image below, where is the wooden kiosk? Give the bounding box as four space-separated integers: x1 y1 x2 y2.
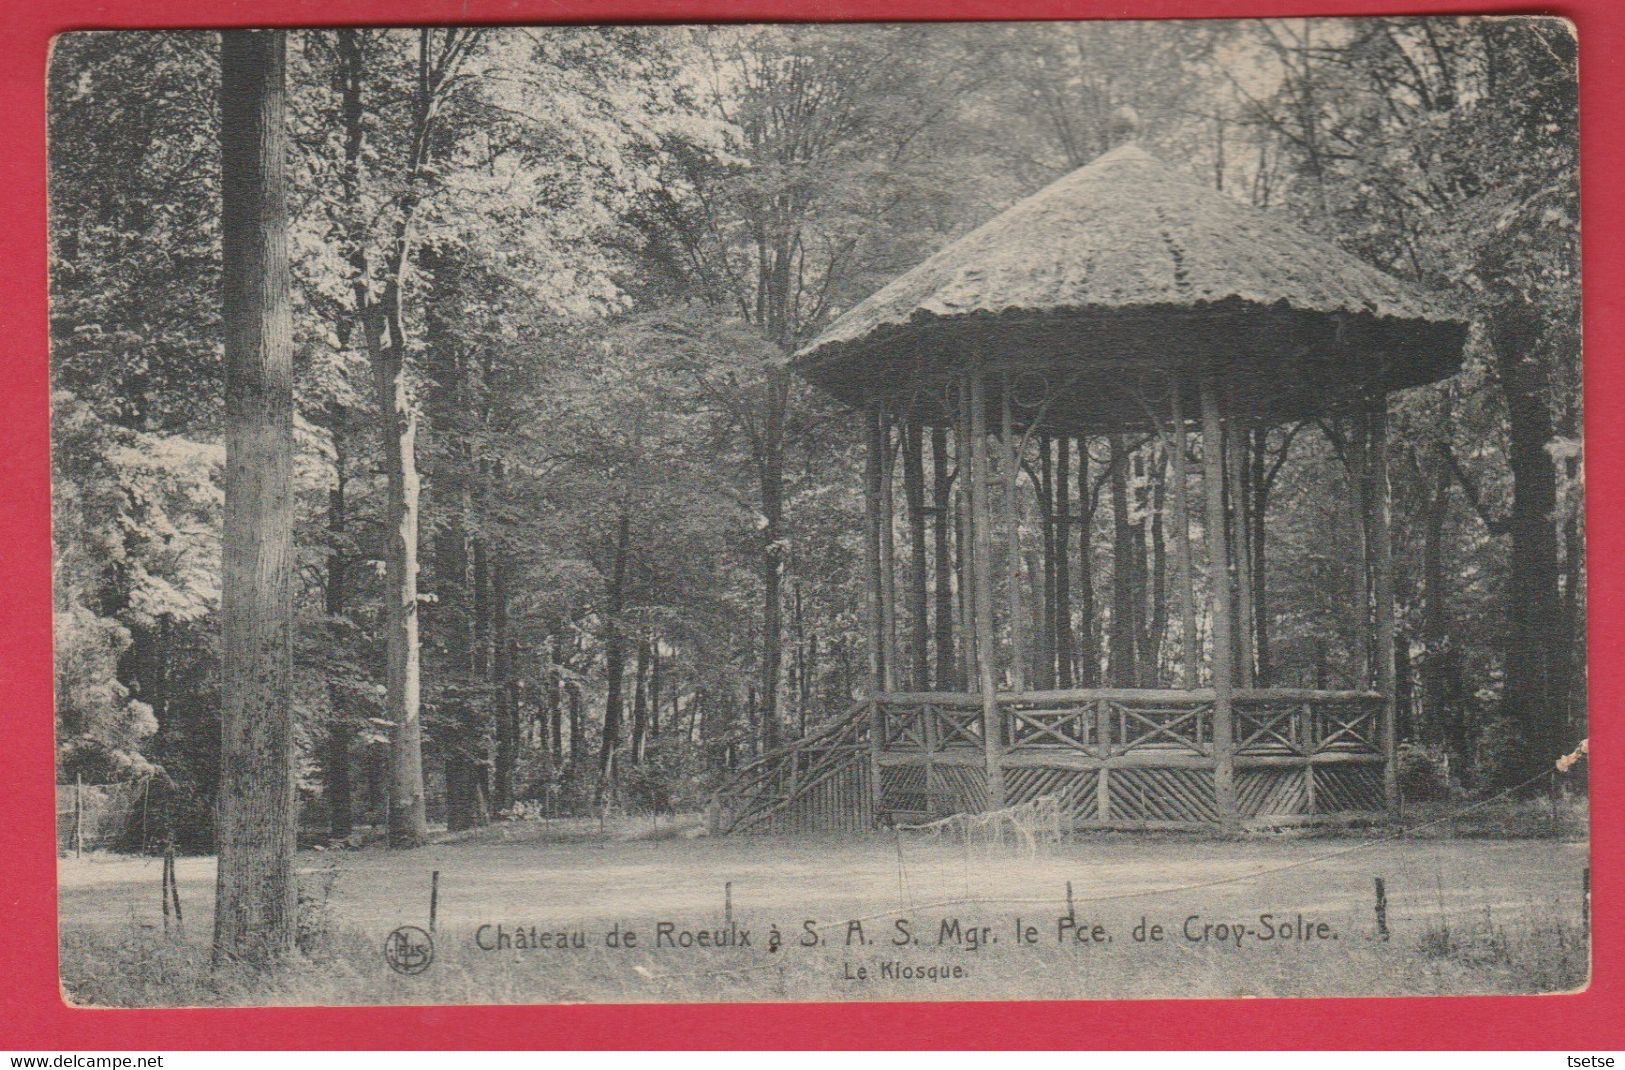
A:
721 137 1466 833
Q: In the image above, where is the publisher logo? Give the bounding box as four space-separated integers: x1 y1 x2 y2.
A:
384 925 434 975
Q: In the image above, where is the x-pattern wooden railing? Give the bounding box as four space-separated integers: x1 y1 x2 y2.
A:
931 705 984 748
1111 701 1213 754
1233 701 1307 754
1006 704 1097 750
1312 699 1381 751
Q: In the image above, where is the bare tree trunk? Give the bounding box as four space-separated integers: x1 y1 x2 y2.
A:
631 627 651 763
337 25 427 848
215 28 296 966
598 510 632 797
492 557 518 809
547 630 565 763
324 408 352 840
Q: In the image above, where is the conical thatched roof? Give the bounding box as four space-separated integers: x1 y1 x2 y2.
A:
794 143 1466 432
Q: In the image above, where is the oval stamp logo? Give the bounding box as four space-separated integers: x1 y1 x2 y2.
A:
384 925 434 975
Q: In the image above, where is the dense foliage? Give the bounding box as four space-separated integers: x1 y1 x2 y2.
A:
48 19 1582 848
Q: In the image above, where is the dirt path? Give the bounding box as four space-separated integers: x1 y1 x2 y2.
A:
60 832 1588 939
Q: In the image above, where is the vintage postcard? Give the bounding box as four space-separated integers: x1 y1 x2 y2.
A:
49 16 1587 1008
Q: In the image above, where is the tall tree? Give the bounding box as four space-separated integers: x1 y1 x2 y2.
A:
214 28 296 966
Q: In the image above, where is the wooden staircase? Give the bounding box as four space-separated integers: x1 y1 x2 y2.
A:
714 700 874 834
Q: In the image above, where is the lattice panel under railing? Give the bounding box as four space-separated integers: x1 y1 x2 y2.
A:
1313 764 1385 812
751 760 873 835
1235 767 1311 817
928 763 988 816
1003 766 1099 823
1107 767 1218 822
880 763 929 814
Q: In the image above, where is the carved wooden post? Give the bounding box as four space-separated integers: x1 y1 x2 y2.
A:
967 371 1004 808
864 404 885 694
1369 394 1400 818
1225 395 1257 689
864 406 887 820
879 410 899 693
1002 377 1028 691
1169 375 1199 689
1200 374 1237 824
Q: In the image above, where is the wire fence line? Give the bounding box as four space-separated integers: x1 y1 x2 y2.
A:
634 767 1585 984
55 776 153 855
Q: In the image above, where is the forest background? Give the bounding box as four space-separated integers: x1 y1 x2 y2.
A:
48 18 1582 850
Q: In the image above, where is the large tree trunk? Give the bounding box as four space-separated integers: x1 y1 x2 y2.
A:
372 292 427 846
336 27 427 848
1489 302 1569 786
214 28 297 967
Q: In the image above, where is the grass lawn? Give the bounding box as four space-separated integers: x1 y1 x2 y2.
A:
58 813 1591 1006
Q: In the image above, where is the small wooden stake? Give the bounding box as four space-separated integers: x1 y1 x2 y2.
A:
724 880 733 927
429 870 440 932
163 844 183 931
161 851 171 934
1374 876 1389 941
74 774 84 859
1066 880 1076 923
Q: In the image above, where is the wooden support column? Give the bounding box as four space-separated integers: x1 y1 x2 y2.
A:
863 406 886 819
1055 437 1074 688
1038 434 1056 688
878 411 899 692
1225 404 1257 688
864 405 885 694
1199 374 1237 824
954 394 975 688
931 427 956 690
1369 394 1400 818
1169 377 1199 689
967 371 1004 808
903 420 931 691
1002 379 1028 691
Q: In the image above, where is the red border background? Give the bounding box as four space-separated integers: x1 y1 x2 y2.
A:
1 0 1619 1050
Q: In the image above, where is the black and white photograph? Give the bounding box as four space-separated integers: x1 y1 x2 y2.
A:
49 16 1586 1007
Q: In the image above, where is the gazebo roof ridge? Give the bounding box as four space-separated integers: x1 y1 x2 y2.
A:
792 140 1467 426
